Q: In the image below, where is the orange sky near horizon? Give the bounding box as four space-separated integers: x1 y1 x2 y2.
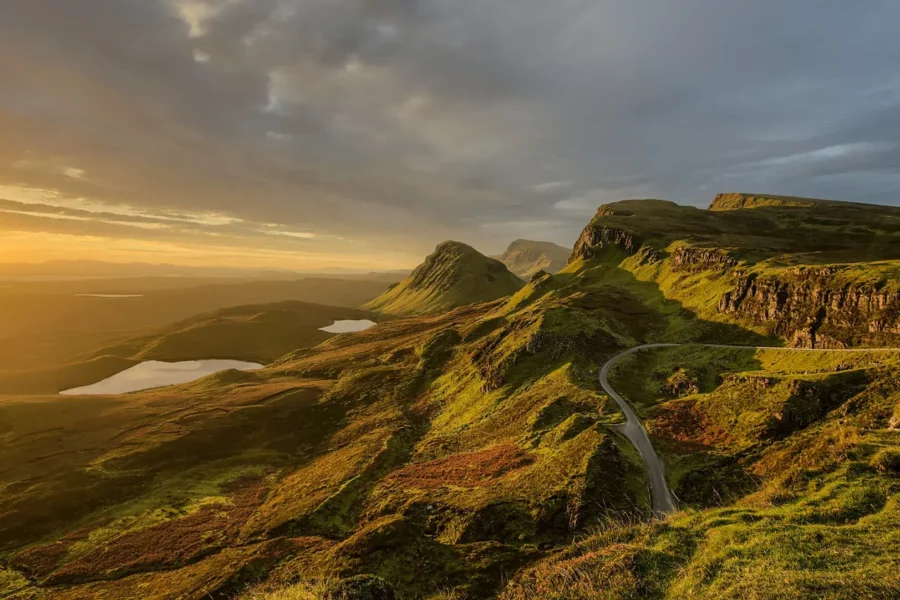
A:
0 182 420 271
0 230 416 270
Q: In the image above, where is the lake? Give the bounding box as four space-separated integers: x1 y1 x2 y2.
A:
60 359 263 395
319 319 377 333
74 294 145 298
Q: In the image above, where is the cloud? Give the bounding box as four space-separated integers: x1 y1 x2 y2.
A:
2 0 900 264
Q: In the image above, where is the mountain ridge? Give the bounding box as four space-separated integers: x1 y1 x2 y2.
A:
364 241 524 315
492 239 571 279
3 194 900 600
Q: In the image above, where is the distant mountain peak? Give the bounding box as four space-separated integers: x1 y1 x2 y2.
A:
365 241 523 315
493 239 571 279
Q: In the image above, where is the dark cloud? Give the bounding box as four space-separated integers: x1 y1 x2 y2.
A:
2 0 900 262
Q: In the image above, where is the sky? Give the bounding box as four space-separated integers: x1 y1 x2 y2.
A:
2 1 900 270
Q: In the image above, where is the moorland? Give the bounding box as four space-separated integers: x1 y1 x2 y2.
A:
1 194 899 600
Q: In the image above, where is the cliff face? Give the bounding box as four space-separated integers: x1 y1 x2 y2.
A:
567 197 900 348
569 226 643 263
671 246 738 272
719 268 900 348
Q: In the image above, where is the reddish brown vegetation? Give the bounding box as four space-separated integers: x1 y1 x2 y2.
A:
648 400 727 450
7 524 99 579
27 475 270 585
8 540 69 580
389 444 532 489
48 538 298 600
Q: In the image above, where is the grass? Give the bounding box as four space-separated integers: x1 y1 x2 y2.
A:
0 301 381 395
0 276 392 372
0 565 31 597
499 343 899 598
365 241 524 316
503 459 899 600
0 260 667 598
5 197 900 598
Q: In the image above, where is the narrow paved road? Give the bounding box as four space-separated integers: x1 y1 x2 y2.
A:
600 344 679 518
599 343 899 519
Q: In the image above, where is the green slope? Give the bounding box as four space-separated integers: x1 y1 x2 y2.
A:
3 194 900 599
0 277 393 371
0 301 378 395
365 241 524 316
567 193 900 347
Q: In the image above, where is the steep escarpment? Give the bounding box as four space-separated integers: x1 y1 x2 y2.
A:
365 241 524 316
719 266 900 348
493 239 571 279
7 195 900 600
568 200 688 263
566 195 900 347
570 225 645 263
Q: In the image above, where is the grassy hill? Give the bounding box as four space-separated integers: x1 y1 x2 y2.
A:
2 194 899 599
504 345 900 599
106 301 376 365
568 193 900 347
0 301 378 395
0 277 393 372
364 241 524 316
493 240 571 279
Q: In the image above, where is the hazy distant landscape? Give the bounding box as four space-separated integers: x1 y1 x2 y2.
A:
2 195 900 600
3 1 900 599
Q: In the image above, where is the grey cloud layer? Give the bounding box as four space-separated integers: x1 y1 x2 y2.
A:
2 0 900 256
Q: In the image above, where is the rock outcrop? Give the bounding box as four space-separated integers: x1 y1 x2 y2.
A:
671 246 737 272
569 226 644 263
719 268 900 348
567 195 900 348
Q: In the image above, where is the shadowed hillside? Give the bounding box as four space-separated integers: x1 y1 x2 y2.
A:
0 301 379 395
569 194 900 347
364 242 524 316
2 195 899 599
0 277 394 371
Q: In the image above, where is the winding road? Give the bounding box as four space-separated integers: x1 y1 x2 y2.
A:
599 343 899 519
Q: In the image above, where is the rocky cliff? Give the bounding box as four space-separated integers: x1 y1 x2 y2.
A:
719 267 900 348
569 226 644 263
567 196 900 348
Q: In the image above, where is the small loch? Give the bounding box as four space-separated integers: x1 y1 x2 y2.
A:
74 294 145 298
318 319 377 334
60 359 263 396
